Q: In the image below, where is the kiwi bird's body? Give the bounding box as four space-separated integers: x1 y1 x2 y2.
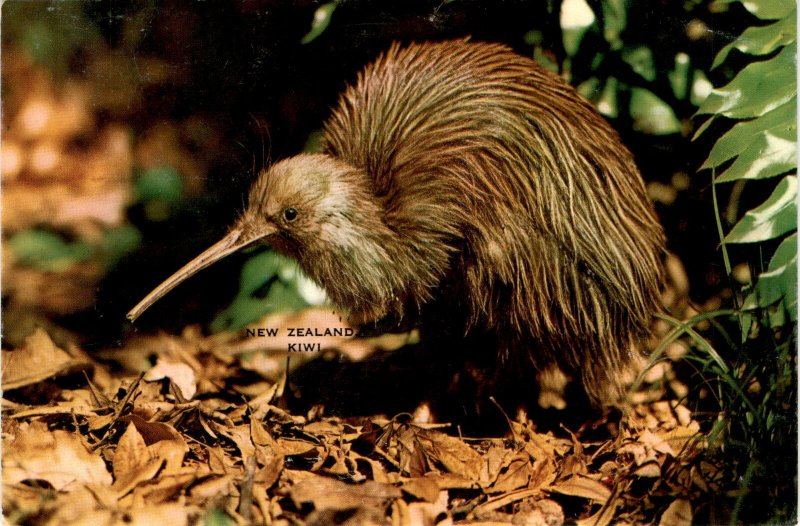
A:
130 40 665 405
321 40 664 403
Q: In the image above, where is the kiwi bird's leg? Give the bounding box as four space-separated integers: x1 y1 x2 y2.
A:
127 225 274 322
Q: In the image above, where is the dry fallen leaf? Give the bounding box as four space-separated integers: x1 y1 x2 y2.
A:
658 498 692 526
480 443 519 487
632 461 662 478
122 502 191 526
401 476 441 502
144 358 198 400
548 474 611 504
416 428 484 481
490 455 534 493
2 328 92 390
400 490 452 526
618 442 652 466
658 426 703 455
112 422 167 497
380 423 484 481
3 421 112 490
289 473 402 512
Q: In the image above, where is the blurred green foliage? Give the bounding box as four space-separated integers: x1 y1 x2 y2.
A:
557 0 708 135
100 225 144 268
202 508 236 526
211 251 326 332
628 87 682 135
2 1 101 77
8 230 93 272
135 167 184 204
6 165 182 286
301 2 338 45
135 166 185 222
7 225 142 273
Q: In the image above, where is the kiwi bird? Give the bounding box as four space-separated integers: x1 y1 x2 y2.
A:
128 40 665 405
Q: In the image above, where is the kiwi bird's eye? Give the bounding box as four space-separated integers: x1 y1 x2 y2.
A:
283 207 298 222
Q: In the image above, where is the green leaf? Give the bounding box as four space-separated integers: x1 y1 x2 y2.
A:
766 300 789 328
301 2 337 45
600 0 627 48
690 70 714 107
135 166 183 203
702 97 796 169
724 175 797 243
596 77 619 118
560 0 595 56
742 233 797 321
523 30 544 46
4 2 101 77
533 46 560 74
669 53 691 100
577 76 601 100
715 0 795 20
692 116 715 140
204 508 236 526
210 251 326 332
697 43 797 119
712 10 796 68
8 230 93 272
714 121 796 182
629 87 682 135
303 130 325 154
100 225 142 268
562 27 590 57
623 46 656 82
241 252 293 296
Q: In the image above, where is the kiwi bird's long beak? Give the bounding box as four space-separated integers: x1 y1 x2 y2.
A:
126 226 274 322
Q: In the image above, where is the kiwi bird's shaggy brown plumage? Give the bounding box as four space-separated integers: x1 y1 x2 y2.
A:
129 40 666 405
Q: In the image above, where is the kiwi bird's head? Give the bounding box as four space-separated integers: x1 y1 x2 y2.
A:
127 153 378 322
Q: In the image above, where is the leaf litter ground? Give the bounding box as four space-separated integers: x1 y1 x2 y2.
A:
2 315 722 526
